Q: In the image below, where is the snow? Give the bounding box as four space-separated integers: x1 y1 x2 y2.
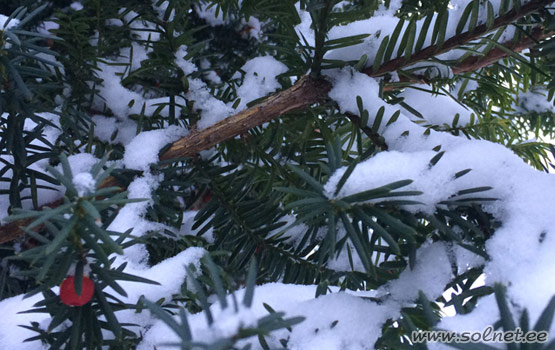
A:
66 153 100 176
513 88 554 114
73 172 96 196
195 55 288 129
329 68 393 118
1 0 554 349
295 0 524 71
107 173 163 265
179 210 215 242
152 0 175 22
0 113 97 221
399 85 473 126
70 2 83 11
174 45 196 75
119 247 206 301
240 16 262 40
94 63 187 121
37 21 59 35
234 56 289 111
194 3 226 26
0 15 19 30
382 242 452 303
91 115 137 145
188 77 235 129
138 242 454 349
326 66 555 339
123 125 187 171
138 282 395 350
0 294 48 350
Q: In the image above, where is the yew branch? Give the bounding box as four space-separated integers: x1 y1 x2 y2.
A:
1 2 553 244
362 0 555 77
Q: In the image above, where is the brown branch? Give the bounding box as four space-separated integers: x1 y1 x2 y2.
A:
160 76 332 161
363 0 555 77
1 2 553 244
452 26 554 74
381 26 555 90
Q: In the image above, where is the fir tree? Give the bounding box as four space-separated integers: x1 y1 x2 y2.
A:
0 0 555 349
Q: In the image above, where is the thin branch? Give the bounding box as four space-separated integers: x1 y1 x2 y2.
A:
452 27 554 74
362 0 555 77
382 26 555 90
160 76 332 161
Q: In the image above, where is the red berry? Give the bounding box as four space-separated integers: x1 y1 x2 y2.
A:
59 275 95 306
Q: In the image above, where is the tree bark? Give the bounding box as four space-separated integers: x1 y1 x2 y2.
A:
160 76 332 161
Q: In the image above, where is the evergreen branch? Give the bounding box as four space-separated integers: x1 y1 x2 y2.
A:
363 0 555 77
452 26 554 75
382 26 555 89
1 3 553 244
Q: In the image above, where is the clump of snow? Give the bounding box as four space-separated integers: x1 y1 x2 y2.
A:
382 242 452 303
239 16 262 40
94 63 186 120
296 0 522 70
174 45 196 75
451 243 485 275
399 85 473 126
195 55 288 129
328 68 397 132
93 63 144 119
200 58 222 84
513 88 554 114
123 125 187 171
0 294 49 350
37 21 59 35
118 247 206 301
138 283 396 350
194 3 226 26
234 56 288 111
0 152 99 221
122 10 160 43
138 241 456 350
430 294 503 350
73 172 96 196
0 15 19 30
91 115 137 145
70 2 83 11
179 210 215 243
66 153 99 176
152 0 175 22
188 77 235 129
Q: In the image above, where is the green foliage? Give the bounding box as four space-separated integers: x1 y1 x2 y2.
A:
145 257 304 350
0 0 554 349
5 155 157 348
